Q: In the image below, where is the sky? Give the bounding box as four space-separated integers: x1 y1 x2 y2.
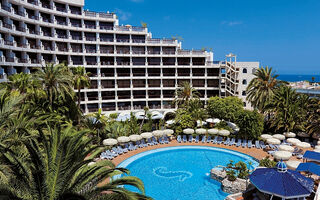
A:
85 0 320 74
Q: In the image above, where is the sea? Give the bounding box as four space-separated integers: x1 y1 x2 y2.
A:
278 74 320 82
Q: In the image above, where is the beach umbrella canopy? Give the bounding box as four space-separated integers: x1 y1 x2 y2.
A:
219 129 230 136
117 136 130 143
286 161 301 170
103 138 118 146
318 140 320 145
296 142 311 149
213 118 221 123
273 134 285 140
141 132 153 139
250 161 314 199
208 128 219 135
196 128 207 135
206 118 214 123
267 138 281 145
153 130 164 137
315 145 320 150
279 145 294 152
261 134 272 140
183 128 194 135
284 132 296 138
287 138 301 145
163 129 174 135
166 120 175 125
129 135 142 141
274 151 292 161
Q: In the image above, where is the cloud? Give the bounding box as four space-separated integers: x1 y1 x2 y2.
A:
221 21 243 26
115 9 132 21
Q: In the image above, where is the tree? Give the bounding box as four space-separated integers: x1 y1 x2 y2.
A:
72 66 91 108
174 109 195 134
0 125 150 200
188 99 207 127
86 109 108 144
268 86 305 132
34 63 74 106
174 82 199 108
236 110 264 139
207 96 243 122
246 66 284 113
139 106 149 133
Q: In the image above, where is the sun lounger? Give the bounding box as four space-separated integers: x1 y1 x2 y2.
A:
269 144 276 150
147 138 154 146
177 135 182 143
125 143 133 151
217 136 223 144
255 141 260 149
129 142 137 150
206 136 212 143
248 140 253 148
159 137 165 144
107 150 117 157
188 135 193 143
229 138 236 146
119 146 128 153
260 141 266 149
195 135 199 143
152 137 159 145
141 140 148 147
236 139 242 147
183 135 187 143
212 136 218 144
242 139 247 148
201 136 206 143
112 147 122 155
293 149 303 156
224 137 231 145
164 136 169 144
296 154 303 159
137 140 144 148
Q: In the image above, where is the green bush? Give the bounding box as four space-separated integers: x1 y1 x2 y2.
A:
236 110 264 140
214 121 233 132
259 156 277 168
207 96 243 122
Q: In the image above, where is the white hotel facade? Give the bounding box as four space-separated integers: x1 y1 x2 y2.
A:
0 0 259 114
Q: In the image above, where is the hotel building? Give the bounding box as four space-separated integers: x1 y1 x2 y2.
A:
0 0 259 114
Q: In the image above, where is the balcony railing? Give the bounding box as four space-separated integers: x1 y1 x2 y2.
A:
29 29 40 35
70 9 81 15
101 61 114 65
5 57 14 62
29 15 39 20
86 49 96 53
100 26 113 30
72 48 82 53
57 21 67 26
86 61 97 65
71 23 82 28
42 3 51 9
57 34 68 39
147 39 161 43
4 40 13 46
132 39 145 43
102 107 116 111
28 0 38 5
56 6 67 12
86 37 96 41
42 18 51 23
71 36 82 40
17 11 26 17
116 39 130 43
115 26 130 31
43 45 52 51
17 26 26 32
85 24 96 29
98 12 114 19
2 4 11 12
72 61 83 65
100 38 114 42
43 31 52 37
3 23 12 29
85 11 96 17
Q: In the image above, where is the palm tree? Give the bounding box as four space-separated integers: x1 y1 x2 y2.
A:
189 99 207 127
268 86 303 132
246 66 284 113
86 109 108 144
174 82 199 108
139 106 149 133
34 63 74 106
72 66 91 108
1 73 33 94
307 98 320 135
0 124 150 200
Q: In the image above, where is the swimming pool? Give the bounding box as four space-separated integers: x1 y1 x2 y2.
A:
117 146 259 200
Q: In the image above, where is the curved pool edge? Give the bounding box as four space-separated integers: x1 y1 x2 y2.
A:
117 145 259 168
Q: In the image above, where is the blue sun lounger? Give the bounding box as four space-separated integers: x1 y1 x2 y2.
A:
206 136 212 143
124 143 131 151
224 137 231 145
195 135 199 143
217 136 224 144
212 136 218 144
152 136 159 145
159 137 165 144
236 139 242 147
129 142 137 150
112 147 122 155
248 140 253 148
229 138 236 146
201 136 206 143
119 146 128 153
141 140 148 147
188 135 193 143
183 135 187 143
164 136 169 144
147 138 154 146
255 141 260 149
177 135 182 143
242 139 247 148
260 141 266 149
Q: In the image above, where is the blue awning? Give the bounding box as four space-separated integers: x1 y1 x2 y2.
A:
296 162 320 176
303 151 320 162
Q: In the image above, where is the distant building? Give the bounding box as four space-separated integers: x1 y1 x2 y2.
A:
0 0 259 113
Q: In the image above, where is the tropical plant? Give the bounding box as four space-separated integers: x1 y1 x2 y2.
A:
259 157 277 168
236 110 264 139
0 124 150 200
174 82 199 108
139 106 149 133
72 66 91 108
246 66 284 113
307 98 320 135
86 109 108 144
207 96 243 122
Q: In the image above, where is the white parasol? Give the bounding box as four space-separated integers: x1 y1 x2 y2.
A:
273 134 285 140
208 128 219 135
129 134 142 141
103 138 118 146
284 132 296 138
274 151 292 161
279 145 294 152
140 132 153 139
183 128 194 135
267 138 281 145
117 136 130 143
196 128 207 135
261 134 273 140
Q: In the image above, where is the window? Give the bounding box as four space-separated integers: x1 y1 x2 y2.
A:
243 68 247 73
242 91 246 96
242 79 247 85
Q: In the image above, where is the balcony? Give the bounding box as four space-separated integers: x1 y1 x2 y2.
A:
88 108 99 112
57 20 67 26
70 8 81 15
29 15 39 20
43 31 52 37
102 106 116 111
17 26 26 32
85 11 96 17
132 51 145 54
42 3 51 9
132 39 145 43
72 60 83 65
71 22 82 28
3 23 12 29
132 26 146 32
42 18 51 23
18 58 28 63
100 38 114 42
86 37 96 41
101 61 114 65
2 4 11 12
29 29 40 35
100 49 114 54
116 39 130 43
56 6 67 13
85 24 96 29
5 57 14 62
86 49 97 53
28 0 38 5
57 47 68 52
86 61 97 65
163 51 176 55
17 11 26 17
100 26 113 30
115 26 130 31
57 34 68 39
72 48 82 53
4 40 13 46
71 36 82 40
43 45 52 51
99 12 114 19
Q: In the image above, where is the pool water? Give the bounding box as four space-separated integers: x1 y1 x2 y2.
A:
117 146 259 200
